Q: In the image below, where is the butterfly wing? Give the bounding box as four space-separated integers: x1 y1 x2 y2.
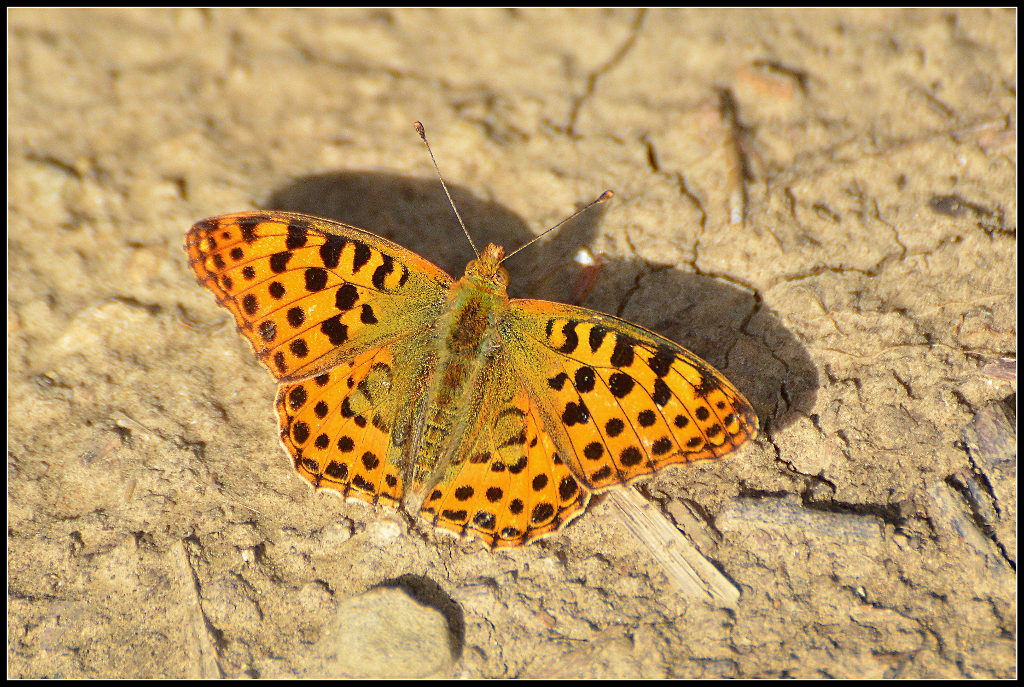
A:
506 300 759 492
185 211 453 382
187 211 452 506
416 355 592 548
275 335 436 506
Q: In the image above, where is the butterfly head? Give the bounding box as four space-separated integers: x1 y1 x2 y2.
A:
463 243 510 290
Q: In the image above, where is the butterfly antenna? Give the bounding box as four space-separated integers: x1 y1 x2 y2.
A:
414 122 479 258
502 190 614 264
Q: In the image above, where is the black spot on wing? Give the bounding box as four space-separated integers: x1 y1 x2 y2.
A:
352 242 372 272
320 236 345 268
285 223 308 250
610 336 635 367
371 255 395 290
557 320 580 354
588 325 609 353
649 346 676 377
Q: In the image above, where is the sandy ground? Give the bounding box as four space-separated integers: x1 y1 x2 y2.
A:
8 8 1016 678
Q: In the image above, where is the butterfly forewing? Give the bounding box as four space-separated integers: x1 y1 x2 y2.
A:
185 211 452 382
507 300 759 491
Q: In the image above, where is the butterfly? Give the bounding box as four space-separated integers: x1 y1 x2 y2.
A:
185 179 757 549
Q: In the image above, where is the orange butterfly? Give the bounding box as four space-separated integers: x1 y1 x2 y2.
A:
185 129 757 548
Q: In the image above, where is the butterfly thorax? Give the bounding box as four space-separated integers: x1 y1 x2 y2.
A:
404 244 513 506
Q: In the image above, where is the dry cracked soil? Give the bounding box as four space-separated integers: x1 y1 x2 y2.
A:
9 8 1016 678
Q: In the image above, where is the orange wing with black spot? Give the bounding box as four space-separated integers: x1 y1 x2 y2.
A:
507 301 758 492
187 212 448 506
185 211 451 382
275 344 409 506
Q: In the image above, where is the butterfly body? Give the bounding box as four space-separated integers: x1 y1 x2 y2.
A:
186 211 758 548
403 244 511 507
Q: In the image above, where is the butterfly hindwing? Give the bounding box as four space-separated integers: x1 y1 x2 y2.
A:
275 342 410 505
185 211 452 381
508 300 759 491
